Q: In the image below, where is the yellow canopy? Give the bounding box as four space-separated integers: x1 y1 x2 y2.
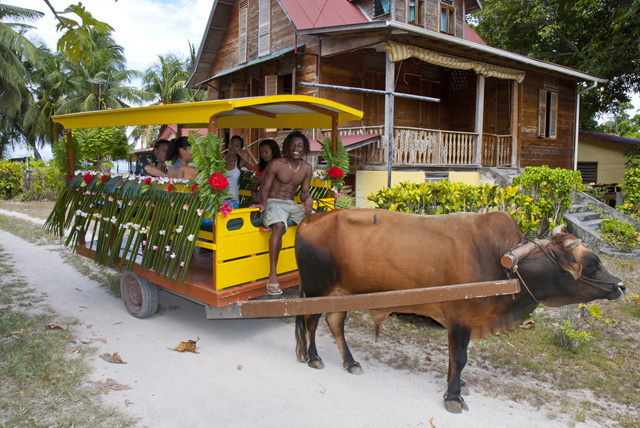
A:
52 95 363 130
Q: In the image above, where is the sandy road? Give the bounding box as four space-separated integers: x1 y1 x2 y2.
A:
0 209 598 428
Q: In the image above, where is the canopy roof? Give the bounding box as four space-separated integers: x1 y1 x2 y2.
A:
52 95 363 130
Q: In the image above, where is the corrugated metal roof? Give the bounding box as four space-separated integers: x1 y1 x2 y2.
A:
464 23 486 45
579 130 640 147
309 134 381 152
279 0 369 30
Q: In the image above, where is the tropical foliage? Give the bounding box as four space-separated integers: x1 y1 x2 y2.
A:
319 137 349 192
474 0 640 129
0 160 25 199
369 166 584 237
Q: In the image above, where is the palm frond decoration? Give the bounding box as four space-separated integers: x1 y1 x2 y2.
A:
319 136 349 192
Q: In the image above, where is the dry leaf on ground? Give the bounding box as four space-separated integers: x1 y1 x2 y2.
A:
430 416 436 427
100 352 127 364
45 322 67 330
519 319 535 329
424 355 435 361
169 337 200 354
92 378 131 395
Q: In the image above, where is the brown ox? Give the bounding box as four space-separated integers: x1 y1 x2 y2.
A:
294 209 624 413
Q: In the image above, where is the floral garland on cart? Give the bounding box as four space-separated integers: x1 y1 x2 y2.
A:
44 131 231 287
319 136 349 193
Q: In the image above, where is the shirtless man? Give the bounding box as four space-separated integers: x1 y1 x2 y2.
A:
253 131 313 295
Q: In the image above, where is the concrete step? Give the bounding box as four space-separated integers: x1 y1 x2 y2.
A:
570 204 591 214
571 211 603 222
582 219 604 230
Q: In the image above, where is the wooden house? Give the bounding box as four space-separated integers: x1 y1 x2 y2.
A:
186 0 605 204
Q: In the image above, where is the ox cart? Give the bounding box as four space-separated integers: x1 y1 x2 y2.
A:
44 95 520 320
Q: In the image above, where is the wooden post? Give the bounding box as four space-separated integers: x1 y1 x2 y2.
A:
385 54 395 188
511 80 519 167
331 115 338 153
475 74 485 166
66 129 74 172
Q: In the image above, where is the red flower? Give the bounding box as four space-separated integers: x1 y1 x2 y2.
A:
101 174 109 183
119 179 124 186
66 173 73 182
167 183 174 194
190 183 198 193
83 173 93 185
219 201 232 218
328 166 344 179
143 177 151 186
208 173 228 190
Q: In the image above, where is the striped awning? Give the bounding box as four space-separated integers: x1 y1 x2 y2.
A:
386 41 525 83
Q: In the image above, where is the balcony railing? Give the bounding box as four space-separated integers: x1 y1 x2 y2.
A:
320 127 513 168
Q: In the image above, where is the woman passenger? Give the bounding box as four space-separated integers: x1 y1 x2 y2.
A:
166 136 197 181
223 135 255 206
251 139 281 204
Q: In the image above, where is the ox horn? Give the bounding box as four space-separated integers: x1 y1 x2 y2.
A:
551 224 565 236
564 238 582 253
501 239 551 269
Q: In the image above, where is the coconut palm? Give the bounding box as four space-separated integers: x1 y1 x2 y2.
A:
0 2 42 114
58 32 149 113
141 52 192 105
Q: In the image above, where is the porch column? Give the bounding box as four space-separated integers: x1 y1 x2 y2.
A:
474 74 485 166
511 80 519 167
385 54 395 188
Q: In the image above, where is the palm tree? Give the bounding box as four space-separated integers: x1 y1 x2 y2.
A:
0 3 42 114
141 52 192 105
22 47 72 155
58 32 149 113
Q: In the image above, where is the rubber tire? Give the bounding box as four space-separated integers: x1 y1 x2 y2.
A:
120 271 159 318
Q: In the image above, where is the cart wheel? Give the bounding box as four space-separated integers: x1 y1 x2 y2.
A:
120 271 158 318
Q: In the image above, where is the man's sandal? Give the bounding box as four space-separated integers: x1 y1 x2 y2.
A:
266 282 283 296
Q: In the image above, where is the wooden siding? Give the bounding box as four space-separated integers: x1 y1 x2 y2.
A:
210 0 296 76
518 70 576 168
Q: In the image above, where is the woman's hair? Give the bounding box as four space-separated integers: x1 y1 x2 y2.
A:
226 135 245 150
166 136 190 161
282 130 310 156
258 139 281 172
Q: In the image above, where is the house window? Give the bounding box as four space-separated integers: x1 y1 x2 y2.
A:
538 89 558 138
374 0 391 16
238 1 248 63
408 0 424 26
577 162 597 184
440 2 455 35
258 0 270 57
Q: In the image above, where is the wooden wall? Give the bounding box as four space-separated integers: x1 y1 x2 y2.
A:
519 70 577 169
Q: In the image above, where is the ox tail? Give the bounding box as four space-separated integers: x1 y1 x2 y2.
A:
295 315 309 363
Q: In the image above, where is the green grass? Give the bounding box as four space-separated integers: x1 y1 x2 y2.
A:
0 250 134 427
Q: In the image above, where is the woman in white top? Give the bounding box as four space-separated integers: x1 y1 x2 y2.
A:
223 135 255 204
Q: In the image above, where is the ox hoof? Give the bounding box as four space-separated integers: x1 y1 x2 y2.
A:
345 362 363 375
444 397 469 414
308 358 325 370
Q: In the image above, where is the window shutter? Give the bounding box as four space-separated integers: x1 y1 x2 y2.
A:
258 0 270 57
238 5 248 63
538 89 547 137
548 92 558 138
265 75 277 96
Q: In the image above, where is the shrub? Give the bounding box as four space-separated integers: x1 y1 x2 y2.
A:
620 167 640 215
367 180 539 234
19 160 64 201
512 166 584 237
553 304 616 350
0 161 26 200
599 216 640 252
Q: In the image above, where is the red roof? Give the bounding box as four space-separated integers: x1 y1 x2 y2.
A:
464 23 487 45
280 0 369 30
310 134 381 152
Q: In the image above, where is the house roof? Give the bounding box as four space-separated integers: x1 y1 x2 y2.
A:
186 0 486 89
279 0 368 30
464 22 486 46
297 21 606 83
310 134 381 153
579 130 640 148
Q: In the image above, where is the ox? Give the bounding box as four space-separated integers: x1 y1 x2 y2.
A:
294 209 624 413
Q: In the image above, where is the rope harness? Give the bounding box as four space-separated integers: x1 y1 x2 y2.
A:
508 239 620 303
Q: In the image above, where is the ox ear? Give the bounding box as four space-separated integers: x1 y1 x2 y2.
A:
564 239 582 253
551 224 564 236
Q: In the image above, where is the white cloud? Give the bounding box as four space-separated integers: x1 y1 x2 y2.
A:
15 0 210 75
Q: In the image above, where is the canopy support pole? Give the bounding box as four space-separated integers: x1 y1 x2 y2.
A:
66 129 74 172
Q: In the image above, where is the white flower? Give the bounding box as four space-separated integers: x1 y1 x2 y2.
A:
187 234 195 242
175 225 183 234
75 209 82 216
132 224 140 230
110 216 117 224
197 209 203 216
159 230 166 235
